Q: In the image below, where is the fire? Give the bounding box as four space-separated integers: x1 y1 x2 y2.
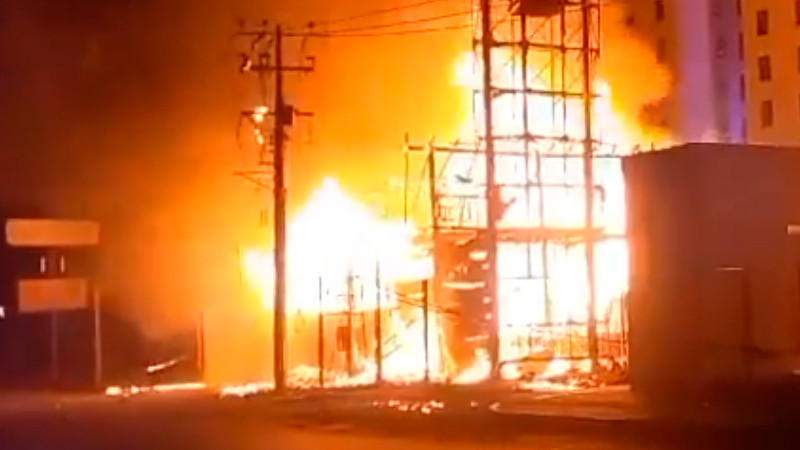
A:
239 178 442 386
242 178 432 312
224 8 655 391
104 382 207 397
444 17 635 381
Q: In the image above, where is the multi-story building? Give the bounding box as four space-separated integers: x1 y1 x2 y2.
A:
741 0 800 146
623 0 800 147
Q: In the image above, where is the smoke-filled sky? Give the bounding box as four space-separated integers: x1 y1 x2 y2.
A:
0 0 473 334
0 0 668 336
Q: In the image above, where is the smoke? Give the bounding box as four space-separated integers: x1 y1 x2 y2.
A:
598 3 674 148
0 0 675 340
0 0 471 339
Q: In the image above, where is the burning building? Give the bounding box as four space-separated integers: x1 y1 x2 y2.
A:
405 0 633 380
206 0 672 389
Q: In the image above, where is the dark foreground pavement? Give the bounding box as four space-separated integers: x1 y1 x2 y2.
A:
0 387 797 450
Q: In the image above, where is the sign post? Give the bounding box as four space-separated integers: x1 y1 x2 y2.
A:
93 285 103 387
50 312 59 384
5 218 100 388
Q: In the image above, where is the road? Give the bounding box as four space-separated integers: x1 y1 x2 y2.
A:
0 390 791 449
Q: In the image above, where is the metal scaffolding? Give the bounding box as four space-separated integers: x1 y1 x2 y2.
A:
406 0 627 377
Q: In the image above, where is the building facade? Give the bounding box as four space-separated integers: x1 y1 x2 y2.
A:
741 0 800 146
623 0 800 147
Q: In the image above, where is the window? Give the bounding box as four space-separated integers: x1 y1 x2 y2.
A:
761 100 774 128
742 117 748 142
655 0 665 22
796 1 800 25
656 38 666 63
758 55 772 81
757 9 769 36
712 0 723 18
739 74 746 102
715 36 727 58
798 46 800 73
738 33 744 61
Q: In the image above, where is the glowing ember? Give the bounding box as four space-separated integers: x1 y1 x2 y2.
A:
104 382 208 397
452 350 490 384
219 382 273 398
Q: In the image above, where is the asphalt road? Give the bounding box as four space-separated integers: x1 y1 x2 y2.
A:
0 391 791 450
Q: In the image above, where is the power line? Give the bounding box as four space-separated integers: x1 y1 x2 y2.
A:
290 23 472 39
312 0 451 27
313 1 511 35
322 8 476 34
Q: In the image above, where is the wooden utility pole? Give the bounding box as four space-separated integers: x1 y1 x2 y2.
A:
93 285 103 387
237 22 314 391
479 0 501 379
272 24 289 392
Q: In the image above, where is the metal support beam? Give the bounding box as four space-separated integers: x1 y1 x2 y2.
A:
480 0 501 380
581 0 599 370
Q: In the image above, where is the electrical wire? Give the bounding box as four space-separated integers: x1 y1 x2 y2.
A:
294 23 472 39
321 8 476 34
314 0 513 36
292 0 522 39
312 0 452 27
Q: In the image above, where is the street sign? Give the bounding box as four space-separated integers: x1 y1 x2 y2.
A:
5 219 99 247
17 278 89 313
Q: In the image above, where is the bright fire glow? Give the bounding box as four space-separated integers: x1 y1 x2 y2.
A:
447 44 631 374
104 382 207 397
228 11 642 390
240 179 442 385
242 178 432 312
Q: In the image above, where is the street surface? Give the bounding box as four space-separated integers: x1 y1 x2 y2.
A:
0 388 794 449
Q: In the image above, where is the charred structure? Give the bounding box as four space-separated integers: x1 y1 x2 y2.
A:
407 0 629 379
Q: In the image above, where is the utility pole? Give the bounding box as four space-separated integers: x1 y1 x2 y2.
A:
237 22 314 392
272 24 289 393
93 285 103 388
479 0 501 379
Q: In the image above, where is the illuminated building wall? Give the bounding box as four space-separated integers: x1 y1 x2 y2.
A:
623 0 747 144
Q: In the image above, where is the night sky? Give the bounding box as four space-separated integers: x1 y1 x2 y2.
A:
0 0 669 339
0 0 470 335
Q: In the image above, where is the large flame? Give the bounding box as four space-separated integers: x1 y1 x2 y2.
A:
445 18 636 381
242 178 432 312
240 178 441 385
230 9 661 390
